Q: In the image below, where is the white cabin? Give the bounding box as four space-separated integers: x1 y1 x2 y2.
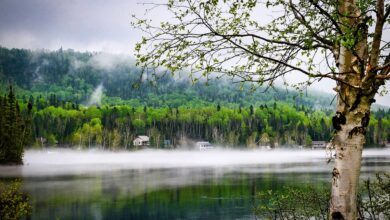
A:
196 141 214 150
133 135 150 146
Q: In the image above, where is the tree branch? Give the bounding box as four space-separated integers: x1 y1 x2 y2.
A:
370 0 385 67
375 53 390 79
218 33 331 50
308 0 342 34
289 0 334 47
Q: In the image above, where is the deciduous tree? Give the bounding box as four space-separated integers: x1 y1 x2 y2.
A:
132 0 390 218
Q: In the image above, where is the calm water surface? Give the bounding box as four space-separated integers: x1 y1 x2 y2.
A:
1 149 389 220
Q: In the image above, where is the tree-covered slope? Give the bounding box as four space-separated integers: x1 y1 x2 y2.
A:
0 46 334 109
1 46 389 149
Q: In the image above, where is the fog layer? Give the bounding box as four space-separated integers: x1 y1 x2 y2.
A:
1 149 389 177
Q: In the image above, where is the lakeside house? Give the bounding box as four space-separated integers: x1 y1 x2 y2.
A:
196 141 214 150
311 141 327 149
133 135 150 147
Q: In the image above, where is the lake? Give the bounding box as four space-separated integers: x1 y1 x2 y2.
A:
1 149 389 220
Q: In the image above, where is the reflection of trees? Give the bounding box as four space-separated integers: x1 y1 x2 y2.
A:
101 173 120 201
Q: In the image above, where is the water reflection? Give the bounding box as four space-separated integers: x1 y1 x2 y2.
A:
0 149 389 220
25 171 320 219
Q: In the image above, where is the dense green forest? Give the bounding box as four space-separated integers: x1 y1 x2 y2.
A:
7 92 390 149
1 46 390 149
0 46 334 108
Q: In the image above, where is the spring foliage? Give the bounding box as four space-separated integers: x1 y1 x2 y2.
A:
0 180 31 220
255 173 390 220
11 94 390 149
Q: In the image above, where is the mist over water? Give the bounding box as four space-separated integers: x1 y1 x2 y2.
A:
1 148 389 177
1 148 389 220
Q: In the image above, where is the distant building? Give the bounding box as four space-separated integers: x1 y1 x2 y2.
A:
133 136 150 146
196 141 214 150
164 139 172 148
312 141 326 149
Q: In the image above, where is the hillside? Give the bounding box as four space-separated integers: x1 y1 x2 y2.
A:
0 46 335 109
1 46 389 149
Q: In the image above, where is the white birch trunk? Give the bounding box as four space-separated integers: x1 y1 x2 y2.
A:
330 1 372 218
330 110 366 219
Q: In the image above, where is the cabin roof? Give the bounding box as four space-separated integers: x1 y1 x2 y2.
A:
135 136 149 141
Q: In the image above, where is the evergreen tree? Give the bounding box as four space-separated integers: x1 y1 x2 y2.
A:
0 95 4 161
0 86 30 164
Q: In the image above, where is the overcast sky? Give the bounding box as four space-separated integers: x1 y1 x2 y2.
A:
0 0 142 53
0 0 389 106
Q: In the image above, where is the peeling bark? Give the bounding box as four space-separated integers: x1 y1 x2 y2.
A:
331 118 365 219
330 45 378 219
330 55 375 219
328 0 385 218
330 94 376 219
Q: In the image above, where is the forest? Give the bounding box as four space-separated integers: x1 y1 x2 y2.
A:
1 46 390 149
0 46 334 108
11 96 389 149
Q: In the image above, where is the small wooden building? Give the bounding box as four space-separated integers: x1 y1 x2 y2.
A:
312 141 326 149
133 135 150 146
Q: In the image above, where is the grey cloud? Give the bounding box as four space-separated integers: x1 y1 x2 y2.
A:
0 0 143 53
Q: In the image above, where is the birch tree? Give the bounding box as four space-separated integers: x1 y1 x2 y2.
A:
132 0 390 219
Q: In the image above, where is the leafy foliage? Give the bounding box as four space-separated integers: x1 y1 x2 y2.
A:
256 185 330 220
255 173 390 220
0 180 32 220
132 0 389 90
359 173 390 219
